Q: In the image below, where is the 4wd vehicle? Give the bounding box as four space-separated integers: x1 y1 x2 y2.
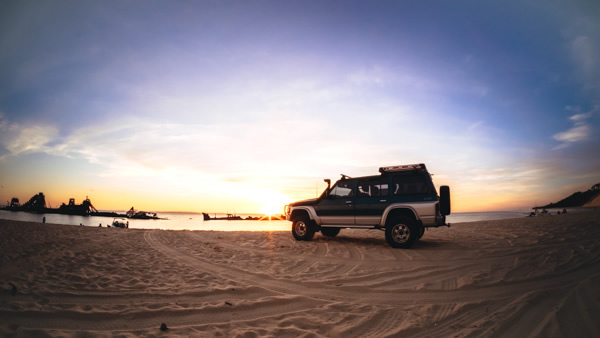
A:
285 164 451 248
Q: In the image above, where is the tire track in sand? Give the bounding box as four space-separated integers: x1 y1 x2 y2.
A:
189 231 362 281
0 296 324 331
143 231 600 306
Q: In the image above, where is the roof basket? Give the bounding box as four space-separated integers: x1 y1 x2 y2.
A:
379 163 427 173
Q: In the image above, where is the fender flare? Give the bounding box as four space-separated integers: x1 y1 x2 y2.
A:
379 204 420 227
289 206 321 225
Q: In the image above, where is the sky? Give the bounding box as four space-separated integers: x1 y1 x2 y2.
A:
1 0 599 214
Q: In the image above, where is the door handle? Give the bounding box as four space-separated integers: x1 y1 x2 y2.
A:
345 201 352 204
380 200 387 203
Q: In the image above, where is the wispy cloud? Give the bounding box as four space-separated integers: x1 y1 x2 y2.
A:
571 35 600 93
569 111 592 122
553 124 590 146
347 65 394 87
0 116 58 158
552 106 597 150
563 5 600 96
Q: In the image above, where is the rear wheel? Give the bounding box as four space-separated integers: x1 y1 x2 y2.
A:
385 216 418 248
292 214 315 241
321 227 340 237
417 226 425 240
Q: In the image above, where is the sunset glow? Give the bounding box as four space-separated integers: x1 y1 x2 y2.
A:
1 1 599 214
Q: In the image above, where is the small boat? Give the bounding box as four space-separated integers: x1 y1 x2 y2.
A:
111 218 129 228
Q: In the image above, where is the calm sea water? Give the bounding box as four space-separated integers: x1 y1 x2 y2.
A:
0 210 289 231
0 208 586 231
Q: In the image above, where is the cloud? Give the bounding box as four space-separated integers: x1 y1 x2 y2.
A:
552 106 596 150
566 19 600 95
467 121 484 133
570 112 592 122
553 124 590 146
0 116 58 158
24 115 351 180
347 65 394 87
571 36 596 75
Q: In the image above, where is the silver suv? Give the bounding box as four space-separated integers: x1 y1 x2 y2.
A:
285 164 451 248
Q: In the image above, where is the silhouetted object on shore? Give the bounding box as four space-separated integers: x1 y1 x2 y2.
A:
2 193 161 220
202 213 242 220
22 192 46 212
126 207 159 219
9 198 20 208
91 211 124 217
4 193 98 216
202 212 285 221
58 197 98 216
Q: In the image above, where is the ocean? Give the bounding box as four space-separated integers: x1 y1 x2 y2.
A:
0 208 587 231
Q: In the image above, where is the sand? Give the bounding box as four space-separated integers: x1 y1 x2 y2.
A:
585 193 600 207
1 210 599 337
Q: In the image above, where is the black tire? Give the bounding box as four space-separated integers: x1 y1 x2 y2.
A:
321 227 340 237
385 216 418 248
417 226 425 240
440 185 451 215
292 214 315 241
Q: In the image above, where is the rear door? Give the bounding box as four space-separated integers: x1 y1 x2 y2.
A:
316 179 356 225
355 176 390 225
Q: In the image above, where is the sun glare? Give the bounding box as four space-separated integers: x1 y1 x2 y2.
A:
258 193 289 216
260 203 284 216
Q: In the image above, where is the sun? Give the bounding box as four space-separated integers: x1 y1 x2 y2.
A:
258 193 289 216
243 186 289 217
260 202 284 216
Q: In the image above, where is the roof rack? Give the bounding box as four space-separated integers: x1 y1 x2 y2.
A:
379 163 427 173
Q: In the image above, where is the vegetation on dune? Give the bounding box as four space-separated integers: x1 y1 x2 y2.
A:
541 183 600 209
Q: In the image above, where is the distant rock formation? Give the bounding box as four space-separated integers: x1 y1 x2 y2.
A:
541 183 600 209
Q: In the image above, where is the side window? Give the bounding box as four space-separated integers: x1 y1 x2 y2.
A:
393 175 432 195
329 180 355 198
357 178 389 197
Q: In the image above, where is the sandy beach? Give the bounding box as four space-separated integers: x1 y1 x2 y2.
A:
1 210 599 337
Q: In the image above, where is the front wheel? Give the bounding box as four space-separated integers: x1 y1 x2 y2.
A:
292 215 315 241
385 216 418 248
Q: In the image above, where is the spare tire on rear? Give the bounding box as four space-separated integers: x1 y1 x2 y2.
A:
440 185 451 215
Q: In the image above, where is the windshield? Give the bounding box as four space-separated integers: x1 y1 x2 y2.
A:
327 180 355 198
